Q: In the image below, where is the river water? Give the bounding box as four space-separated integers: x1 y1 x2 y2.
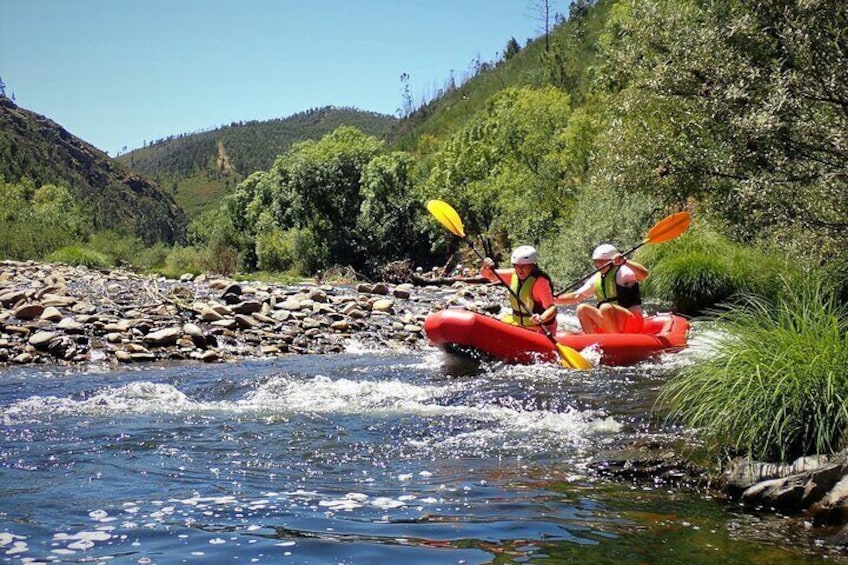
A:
1 331 844 564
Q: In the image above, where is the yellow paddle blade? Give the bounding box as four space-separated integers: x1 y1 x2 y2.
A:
556 343 592 370
644 211 691 245
426 199 466 238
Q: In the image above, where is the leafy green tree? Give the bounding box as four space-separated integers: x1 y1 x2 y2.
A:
228 126 383 273
592 0 848 260
503 37 521 60
357 151 431 271
424 86 577 253
0 179 92 259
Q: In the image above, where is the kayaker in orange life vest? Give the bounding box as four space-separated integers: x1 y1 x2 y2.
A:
555 243 649 334
480 245 558 333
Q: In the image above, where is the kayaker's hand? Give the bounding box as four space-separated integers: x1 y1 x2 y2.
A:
612 253 626 266
481 257 495 273
531 313 543 325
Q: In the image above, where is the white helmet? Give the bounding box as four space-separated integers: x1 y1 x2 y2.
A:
592 243 618 261
510 245 538 265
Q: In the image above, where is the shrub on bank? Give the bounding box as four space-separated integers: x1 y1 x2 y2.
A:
47 246 112 269
87 230 145 267
657 275 848 462
542 187 658 285
638 225 788 315
159 246 204 278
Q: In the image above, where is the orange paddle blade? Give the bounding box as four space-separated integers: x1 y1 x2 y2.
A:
426 199 466 238
644 211 691 245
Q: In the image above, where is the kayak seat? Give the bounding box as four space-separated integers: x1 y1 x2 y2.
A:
640 313 674 336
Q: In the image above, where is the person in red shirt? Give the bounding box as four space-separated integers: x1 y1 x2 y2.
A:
480 245 558 333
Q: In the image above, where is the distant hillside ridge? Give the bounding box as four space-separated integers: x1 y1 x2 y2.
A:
0 96 187 244
389 0 611 150
119 106 397 217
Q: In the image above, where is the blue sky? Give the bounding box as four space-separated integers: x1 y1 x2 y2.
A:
0 0 549 156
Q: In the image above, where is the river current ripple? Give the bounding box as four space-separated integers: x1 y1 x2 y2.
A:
0 333 840 564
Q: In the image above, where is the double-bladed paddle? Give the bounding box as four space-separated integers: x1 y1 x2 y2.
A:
426 199 591 370
554 211 692 297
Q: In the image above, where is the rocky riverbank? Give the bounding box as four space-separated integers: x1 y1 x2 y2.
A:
0 260 497 366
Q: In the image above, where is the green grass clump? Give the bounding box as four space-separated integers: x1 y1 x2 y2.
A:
155 245 204 279
86 230 145 267
47 246 112 269
658 275 848 462
639 225 787 315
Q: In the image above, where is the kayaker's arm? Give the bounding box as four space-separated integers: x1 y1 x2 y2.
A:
613 253 649 281
531 279 558 327
555 279 595 305
531 305 558 327
555 292 580 305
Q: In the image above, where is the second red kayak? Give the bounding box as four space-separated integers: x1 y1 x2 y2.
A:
424 309 690 367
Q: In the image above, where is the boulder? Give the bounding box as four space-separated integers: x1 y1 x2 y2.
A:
28 331 57 350
13 303 44 320
143 327 181 346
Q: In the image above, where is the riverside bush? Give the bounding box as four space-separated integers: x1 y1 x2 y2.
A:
47 246 111 269
0 181 91 260
658 275 848 462
161 246 203 278
87 230 145 267
639 226 787 315
542 187 658 285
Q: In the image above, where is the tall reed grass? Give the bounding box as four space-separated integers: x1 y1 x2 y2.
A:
657 275 848 462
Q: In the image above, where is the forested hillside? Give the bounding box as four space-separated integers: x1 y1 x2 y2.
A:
389 0 609 150
4 0 845 293
0 97 187 245
118 106 397 217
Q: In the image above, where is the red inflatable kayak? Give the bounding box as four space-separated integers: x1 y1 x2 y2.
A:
424 309 690 366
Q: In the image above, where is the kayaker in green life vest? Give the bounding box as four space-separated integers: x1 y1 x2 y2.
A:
479 245 558 333
555 243 649 334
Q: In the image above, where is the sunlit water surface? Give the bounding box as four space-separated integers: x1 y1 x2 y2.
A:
1 328 844 564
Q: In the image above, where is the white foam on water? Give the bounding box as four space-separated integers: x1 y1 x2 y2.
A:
0 532 26 547
556 310 582 333
0 533 28 557
242 374 618 444
638 320 726 371
344 339 411 355
6 541 28 556
2 381 203 423
239 374 458 415
407 347 453 371
565 343 603 367
51 529 113 554
2 358 621 451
